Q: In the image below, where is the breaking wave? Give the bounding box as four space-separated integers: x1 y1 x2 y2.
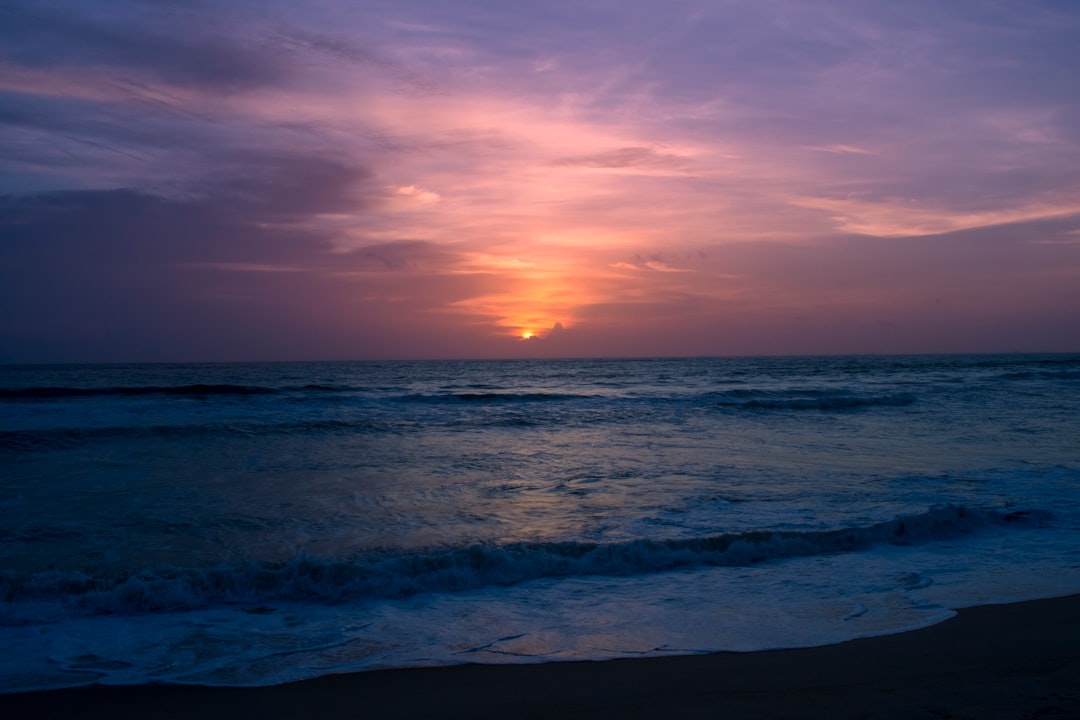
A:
0 505 1048 625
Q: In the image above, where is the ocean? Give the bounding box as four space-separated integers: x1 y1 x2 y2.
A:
1 354 1078 692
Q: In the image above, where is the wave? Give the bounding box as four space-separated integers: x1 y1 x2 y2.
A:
992 370 1080 382
704 388 917 411
403 392 596 403
0 385 595 406
1 385 602 404
0 386 922 452
0 383 359 400
0 505 1048 625
399 388 917 410
0 419 386 452
1 384 278 400
0 380 919 413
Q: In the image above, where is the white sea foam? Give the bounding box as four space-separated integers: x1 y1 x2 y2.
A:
2 521 1078 692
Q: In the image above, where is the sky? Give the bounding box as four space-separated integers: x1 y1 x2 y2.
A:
2 0 1079 362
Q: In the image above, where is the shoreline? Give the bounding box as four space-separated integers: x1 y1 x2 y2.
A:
2 594 1078 719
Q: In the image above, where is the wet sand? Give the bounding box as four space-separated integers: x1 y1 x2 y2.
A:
2 594 1078 719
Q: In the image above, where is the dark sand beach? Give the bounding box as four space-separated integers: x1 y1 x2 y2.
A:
2 594 1077 719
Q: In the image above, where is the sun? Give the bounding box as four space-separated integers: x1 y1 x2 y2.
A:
521 331 535 340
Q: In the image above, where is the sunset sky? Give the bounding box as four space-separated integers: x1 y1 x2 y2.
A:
2 0 1079 362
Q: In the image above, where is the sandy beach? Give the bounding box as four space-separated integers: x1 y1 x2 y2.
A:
1 593 1077 719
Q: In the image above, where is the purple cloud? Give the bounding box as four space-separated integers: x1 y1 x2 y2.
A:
1 0 1078 361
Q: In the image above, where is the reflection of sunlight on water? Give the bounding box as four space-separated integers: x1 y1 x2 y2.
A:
9 382 1069 573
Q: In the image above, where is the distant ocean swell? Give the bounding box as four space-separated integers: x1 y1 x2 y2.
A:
701 389 916 410
0 384 288 399
0 505 1048 625
1 387 922 452
1 384 916 406
0 419 389 451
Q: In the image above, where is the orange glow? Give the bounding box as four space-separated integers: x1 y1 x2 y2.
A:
437 242 617 342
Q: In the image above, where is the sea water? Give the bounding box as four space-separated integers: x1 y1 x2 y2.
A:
1 355 1078 691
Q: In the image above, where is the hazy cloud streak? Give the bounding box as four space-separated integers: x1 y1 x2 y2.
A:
1 0 1078 360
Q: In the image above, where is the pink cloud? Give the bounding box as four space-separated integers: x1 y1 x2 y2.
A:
2 0 1079 360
